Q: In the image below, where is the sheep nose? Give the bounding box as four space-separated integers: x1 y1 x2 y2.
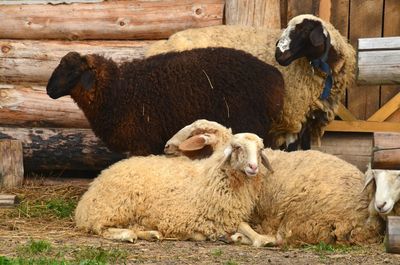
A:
377 201 387 211
248 163 258 171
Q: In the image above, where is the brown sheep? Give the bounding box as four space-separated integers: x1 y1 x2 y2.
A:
46 48 284 155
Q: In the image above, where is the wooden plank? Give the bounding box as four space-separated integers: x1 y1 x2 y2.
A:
0 140 23 188
359 37 400 50
324 120 400 133
386 216 400 253
347 0 383 120
286 0 317 20
372 132 400 170
368 93 400 122
312 132 372 171
318 0 331 22
381 0 400 118
0 0 224 40
0 84 88 128
225 0 281 28
329 0 349 37
357 50 400 85
336 103 357 121
0 127 125 171
0 195 20 207
0 39 155 85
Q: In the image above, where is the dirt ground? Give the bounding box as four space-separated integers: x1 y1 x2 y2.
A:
1 177 400 264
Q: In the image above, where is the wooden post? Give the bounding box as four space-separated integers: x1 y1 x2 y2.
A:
385 216 400 253
225 0 281 28
0 194 20 208
0 140 24 188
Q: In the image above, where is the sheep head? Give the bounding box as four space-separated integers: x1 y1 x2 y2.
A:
223 133 273 177
164 119 232 159
275 15 328 66
47 52 94 99
365 168 400 215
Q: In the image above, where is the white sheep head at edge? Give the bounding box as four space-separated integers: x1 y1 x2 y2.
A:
365 165 400 216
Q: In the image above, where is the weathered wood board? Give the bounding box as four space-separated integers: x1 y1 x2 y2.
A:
347 0 383 120
0 127 125 171
312 132 372 171
225 0 281 28
0 140 24 188
0 39 155 85
357 37 400 85
0 0 224 40
372 132 400 170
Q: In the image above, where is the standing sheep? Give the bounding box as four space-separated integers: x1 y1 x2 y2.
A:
74 132 275 247
146 14 355 150
166 120 383 245
46 48 284 155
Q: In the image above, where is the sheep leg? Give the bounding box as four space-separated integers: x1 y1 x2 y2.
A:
136 230 163 241
230 232 253 245
102 228 137 243
237 222 276 247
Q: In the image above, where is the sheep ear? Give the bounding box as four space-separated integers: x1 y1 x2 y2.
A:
363 165 375 192
309 25 325 47
261 151 274 173
81 70 95 90
80 70 95 91
178 134 210 151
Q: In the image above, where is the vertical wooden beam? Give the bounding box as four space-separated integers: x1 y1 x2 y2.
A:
286 0 316 21
381 0 400 122
385 216 400 253
225 0 281 28
348 0 383 120
318 0 331 21
0 140 24 188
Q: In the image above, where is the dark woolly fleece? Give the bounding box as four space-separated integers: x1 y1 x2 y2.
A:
47 47 284 155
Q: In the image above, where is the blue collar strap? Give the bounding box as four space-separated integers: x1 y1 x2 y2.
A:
310 32 333 100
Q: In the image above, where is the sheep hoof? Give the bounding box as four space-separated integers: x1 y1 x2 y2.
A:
103 228 137 243
137 230 163 241
252 235 276 247
148 231 162 241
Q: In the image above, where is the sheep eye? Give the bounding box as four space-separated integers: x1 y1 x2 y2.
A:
232 145 241 150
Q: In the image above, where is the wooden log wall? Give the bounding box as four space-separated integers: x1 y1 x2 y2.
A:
0 0 225 172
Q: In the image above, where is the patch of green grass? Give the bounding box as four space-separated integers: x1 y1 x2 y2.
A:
10 241 128 265
45 199 76 218
0 256 68 265
224 260 239 265
17 239 52 256
14 198 76 219
72 246 128 265
303 242 360 254
211 248 223 257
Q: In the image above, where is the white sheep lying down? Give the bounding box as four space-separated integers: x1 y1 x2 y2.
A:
75 131 275 247
167 120 384 246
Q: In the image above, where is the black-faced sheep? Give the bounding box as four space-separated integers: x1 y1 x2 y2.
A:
166 120 384 246
74 132 275 247
46 48 284 155
146 14 355 150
